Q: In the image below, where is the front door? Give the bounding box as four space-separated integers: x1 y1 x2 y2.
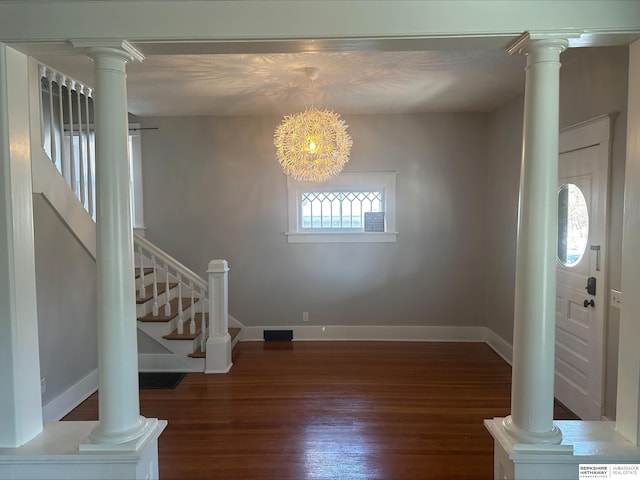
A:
555 116 611 420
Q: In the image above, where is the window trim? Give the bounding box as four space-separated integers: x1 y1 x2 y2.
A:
286 172 398 243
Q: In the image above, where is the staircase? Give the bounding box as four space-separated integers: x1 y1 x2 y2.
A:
34 61 242 374
134 234 243 373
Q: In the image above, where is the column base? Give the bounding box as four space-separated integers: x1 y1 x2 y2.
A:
80 417 162 452
205 332 232 373
486 418 640 480
502 415 564 447
0 420 167 480
486 417 573 480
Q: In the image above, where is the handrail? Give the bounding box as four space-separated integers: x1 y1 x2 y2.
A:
133 233 206 291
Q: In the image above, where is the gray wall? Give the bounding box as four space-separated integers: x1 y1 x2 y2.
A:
141 113 489 328
485 46 629 420
485 93 524 343
33 195 97 406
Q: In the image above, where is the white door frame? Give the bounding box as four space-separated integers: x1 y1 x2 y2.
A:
557 113 614 419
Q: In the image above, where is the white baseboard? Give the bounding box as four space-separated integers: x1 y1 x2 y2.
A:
483 328 513 365
242 325 514 363
242 325 488 342
42 369 98 421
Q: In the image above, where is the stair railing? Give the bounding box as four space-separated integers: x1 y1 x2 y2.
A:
39 63 97 220
135 233 229 353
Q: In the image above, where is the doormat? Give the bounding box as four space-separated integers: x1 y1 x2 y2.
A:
139 372 186 390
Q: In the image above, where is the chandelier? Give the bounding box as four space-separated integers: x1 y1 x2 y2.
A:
274 68 353 182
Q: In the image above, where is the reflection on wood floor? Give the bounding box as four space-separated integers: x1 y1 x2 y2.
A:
64 341 578 480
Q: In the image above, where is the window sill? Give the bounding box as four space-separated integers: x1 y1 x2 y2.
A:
286 232 397 244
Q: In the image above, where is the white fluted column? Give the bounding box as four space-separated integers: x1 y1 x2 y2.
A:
502 37 568 445
74 41 155 447
206 259 232 373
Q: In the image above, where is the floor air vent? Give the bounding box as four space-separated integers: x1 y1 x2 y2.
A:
264 329 293 342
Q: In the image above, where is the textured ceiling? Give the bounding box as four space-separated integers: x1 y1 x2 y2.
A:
36 49 528 117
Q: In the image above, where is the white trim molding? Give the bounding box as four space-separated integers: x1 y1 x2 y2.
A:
286 172 398 243
559 113 613 154
242 324 491 342
483 328 514 365
42 369 98 422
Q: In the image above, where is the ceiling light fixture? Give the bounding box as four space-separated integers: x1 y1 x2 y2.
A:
274 67 353 182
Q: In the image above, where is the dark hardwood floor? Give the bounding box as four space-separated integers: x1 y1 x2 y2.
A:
64 341 577 479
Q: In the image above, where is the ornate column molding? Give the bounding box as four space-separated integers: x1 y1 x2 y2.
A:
71 39 144 63
508 31 582 54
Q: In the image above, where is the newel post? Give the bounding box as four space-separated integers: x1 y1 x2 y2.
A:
205 259 232 373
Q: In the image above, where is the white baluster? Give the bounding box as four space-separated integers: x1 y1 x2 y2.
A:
67 80 78 198
200 287 207 352
151 255 159 317
164 264 171 316
189 282 196 335
47 70 57 168
137 245 146 299
39 65 47 152
57 74 70 186
76 84 86 209
177 274 184 334
84 90 95 219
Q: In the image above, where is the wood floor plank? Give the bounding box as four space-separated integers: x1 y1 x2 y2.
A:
63 342 577 479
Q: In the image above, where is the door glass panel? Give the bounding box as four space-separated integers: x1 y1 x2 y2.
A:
557 183 589 267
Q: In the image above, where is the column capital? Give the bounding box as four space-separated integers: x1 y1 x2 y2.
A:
507 32 576 56
71 39 144 63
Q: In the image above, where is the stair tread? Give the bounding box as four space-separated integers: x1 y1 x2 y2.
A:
136 282 179 303
138 297 198 322
134 267 153 279
163 313 209 340
189 347 206 359
188 328 242 358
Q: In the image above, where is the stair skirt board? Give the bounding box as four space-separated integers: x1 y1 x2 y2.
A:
138 329 173 354
138 323 242 371
228 314 243 329
138 353 204 373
